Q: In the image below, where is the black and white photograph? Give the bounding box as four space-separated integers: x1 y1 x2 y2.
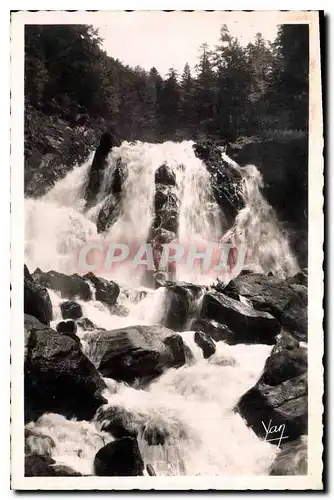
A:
10 9 323 490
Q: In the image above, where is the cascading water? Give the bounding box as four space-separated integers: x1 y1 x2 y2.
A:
25 140 298 476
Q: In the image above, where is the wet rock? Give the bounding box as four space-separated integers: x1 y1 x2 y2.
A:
161 282 204 331
153 183 179 234
236 347 308 441
194 331 216 359
111 157 127 195
193 140 244 225
56 320 80 344
83 272 120 307
94 437 144 476
25 454 82 476
190 318 234 343
272 331 300 354
60 300 83 320
222 272 307 341
96 325 188 385
33 270 92 301
56 320 77 336
85 131 114 208
24 265 52 325
96 193 121 233
24 319 107 422
269 436 308 475
155 163 176 186
201 290 280 345
261 348 307 386
163 334 188 367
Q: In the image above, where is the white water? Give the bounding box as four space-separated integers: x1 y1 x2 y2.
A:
24 140 297 476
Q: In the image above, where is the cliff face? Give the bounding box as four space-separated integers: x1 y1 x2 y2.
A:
227 136 308 268
24 105 107 198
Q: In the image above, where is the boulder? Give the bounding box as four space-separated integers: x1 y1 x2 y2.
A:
83 272 120 307
56 320 77 336
33 270 92 301
85 131 114 208
163 334 189 367
222 273 307 341
56 320 80 344
96 325 188 385
194 331 216 359
153 184 179 234
269 436 308 475
155 163 176 186
260 348 307 386
236 347 308 441
24 319 107 422
272 331 300 354
94 437 144 476
60 300 83 320
25 454 82 476
161 282 204 331
24 265 52 325
201 291 280 345
190 318 234 343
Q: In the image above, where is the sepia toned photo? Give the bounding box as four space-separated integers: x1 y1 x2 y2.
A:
11 9 323 490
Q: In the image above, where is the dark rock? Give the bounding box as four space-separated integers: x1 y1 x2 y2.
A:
56 320 80 344
153 184 179 234
96 325 187 385
84 272 120 307
269 436 308 475
155 163 176 186
163 334 188 367
94 437 144 476
222 271 307 341
236 347 308 442
60 300 83 320
25 454 82 476
194 331 216 359
272 331 300 354
85 132 114 207
33 270 92 301
56 320 77 336
201 290 280 344
190 318 234 343
24 265 52 325
24 314 47 330
24 320 107 422
111 157 127 195
146 464 157 476
96 193 121 233
193 140 244 226
161 282 204 331
261 348 307 386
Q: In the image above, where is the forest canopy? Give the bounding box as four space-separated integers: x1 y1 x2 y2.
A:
25 23 309 142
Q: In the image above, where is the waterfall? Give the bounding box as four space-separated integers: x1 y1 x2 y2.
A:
25 140 297 476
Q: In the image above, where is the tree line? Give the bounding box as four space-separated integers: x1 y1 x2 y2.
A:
25 23 309 142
